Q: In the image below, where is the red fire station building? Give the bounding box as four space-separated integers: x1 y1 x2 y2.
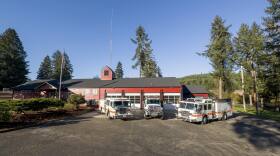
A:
13 66 209 109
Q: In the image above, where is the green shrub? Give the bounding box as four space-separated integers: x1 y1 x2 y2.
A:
0 102 12 122
63 103 75 110
231 93 242 104
67 94 86 109
0 98 65 113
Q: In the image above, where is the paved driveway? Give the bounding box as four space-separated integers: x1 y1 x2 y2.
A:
0 111 279 156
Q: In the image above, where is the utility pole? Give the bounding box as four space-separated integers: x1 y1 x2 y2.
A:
241 66 246 111
58 51 65 100
109 9 114 67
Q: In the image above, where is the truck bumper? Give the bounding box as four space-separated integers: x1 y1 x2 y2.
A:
182 116 201 123
114 114 134 119
145 112 163 117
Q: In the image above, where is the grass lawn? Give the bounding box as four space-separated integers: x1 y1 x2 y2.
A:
233 104 280 122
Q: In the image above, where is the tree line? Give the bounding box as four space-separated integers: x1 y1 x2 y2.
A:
0 27 74 89
200 0 280 111
37 51 73 81
0 24 162 90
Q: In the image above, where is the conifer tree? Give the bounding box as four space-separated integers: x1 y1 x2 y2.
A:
37 55 52 79
199 16 234 99
157 66 163 77
263 0 280 110
115 61 124 79
0 28 29 89
52 50 73 81
142 57 158 78
233 23 264 109
131 26 161 78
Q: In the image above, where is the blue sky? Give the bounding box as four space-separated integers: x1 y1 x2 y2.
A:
0 0 268 79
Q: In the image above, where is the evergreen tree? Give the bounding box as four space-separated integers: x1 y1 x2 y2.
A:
131 26 162 78
115 61 124 79
263 0 280 110
37 55 52 79
157 66 163 77
142 57 158 78
131 26 153 77
199 16 234 99
0 28 29 89
233 23 265 107
52 50 73 81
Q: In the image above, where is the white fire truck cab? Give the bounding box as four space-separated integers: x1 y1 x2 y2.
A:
144 98 164 119
177 98 232 124
99 98 134 119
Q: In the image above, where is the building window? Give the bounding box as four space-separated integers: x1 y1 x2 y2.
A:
92 89 98 95
85 89 91 95
144 96 160 100
164 96 180 104
104 70 109 76
125 96 140 104
106 95 122 98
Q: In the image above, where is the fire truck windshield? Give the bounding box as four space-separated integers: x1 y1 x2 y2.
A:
113 101 130 107
186 103 196 110
146 99 160 104
179 102 186 108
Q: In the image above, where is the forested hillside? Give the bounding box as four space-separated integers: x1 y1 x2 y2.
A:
180 73 241 97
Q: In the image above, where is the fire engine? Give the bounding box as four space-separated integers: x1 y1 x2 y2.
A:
143 98 164 119
99 98 134 119
177 98 232 124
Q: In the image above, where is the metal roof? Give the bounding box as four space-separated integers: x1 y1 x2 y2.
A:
185 85 208 94
13 79 59 90
102 77 180 88
62 79 116 88
13 77 181 90
63 77 180 88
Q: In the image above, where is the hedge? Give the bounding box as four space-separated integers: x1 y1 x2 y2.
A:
67 94 86 109
0 102 12 122
0 98 65 113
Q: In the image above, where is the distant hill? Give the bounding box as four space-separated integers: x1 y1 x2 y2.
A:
180 73 241 96
180 73 216 90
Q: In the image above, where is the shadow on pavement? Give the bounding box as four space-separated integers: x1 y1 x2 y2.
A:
0 113 93 133
38 116 92 128
232 115 280 150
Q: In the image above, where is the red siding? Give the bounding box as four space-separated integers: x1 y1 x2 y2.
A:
99 87 181 100
192 93 209 98
68 87 180 101
100 66 114 80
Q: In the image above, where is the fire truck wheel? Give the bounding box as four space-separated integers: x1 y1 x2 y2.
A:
222 113 228 120
201 116 208 125
107 111 111 119
144 114 149 119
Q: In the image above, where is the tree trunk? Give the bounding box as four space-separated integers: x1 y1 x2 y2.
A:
249 94 253 106
252 70 257 106
275 95 278 112
140 62 143 78
241 66 246 111
261 98 264 110
219 77 223 99
242 94 246 111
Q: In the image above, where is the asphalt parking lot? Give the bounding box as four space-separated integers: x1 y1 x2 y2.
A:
0 111 279 156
